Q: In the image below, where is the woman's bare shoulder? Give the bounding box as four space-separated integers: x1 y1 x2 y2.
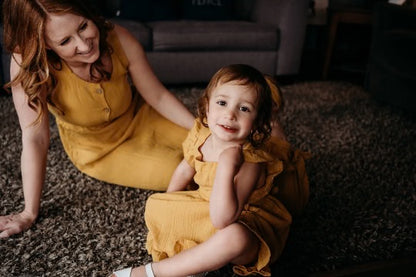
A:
112 24 144 61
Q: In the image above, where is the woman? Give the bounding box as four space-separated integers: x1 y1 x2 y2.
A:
0 0 194 239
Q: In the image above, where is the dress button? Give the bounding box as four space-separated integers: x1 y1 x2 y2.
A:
96 88 103 94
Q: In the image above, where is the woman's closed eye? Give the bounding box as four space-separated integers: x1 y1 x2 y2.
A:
59 22 88 46
60 37 70 46
79 22 88 31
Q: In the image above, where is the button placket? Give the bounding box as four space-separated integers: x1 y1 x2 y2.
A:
95 84 111 120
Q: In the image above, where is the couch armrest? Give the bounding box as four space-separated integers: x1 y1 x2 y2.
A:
251 0 309 75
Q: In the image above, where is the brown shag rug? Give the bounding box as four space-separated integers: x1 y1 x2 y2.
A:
1 81 415 276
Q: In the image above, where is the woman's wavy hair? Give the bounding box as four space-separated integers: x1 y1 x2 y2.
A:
197 64 273 147
2 0 114 124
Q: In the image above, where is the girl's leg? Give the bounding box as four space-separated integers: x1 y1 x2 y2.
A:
132 222 259 277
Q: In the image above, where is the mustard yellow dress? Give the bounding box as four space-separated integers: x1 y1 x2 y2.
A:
47 30 188 190
145 120 309 276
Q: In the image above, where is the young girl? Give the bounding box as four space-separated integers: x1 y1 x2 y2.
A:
111 64 309 277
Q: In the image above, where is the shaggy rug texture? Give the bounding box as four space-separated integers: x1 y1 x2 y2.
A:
1 81 415 276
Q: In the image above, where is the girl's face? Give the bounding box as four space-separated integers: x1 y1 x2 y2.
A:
206 81 258 144
44 13 100 68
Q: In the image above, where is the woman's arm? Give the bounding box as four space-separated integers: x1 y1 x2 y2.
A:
0 54 50 238
209 146 262 229
167 159 196 192
114 24 194 130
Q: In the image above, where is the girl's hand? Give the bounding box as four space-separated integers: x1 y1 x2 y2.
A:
218 145 244 171
0 211 36 239
210 145 261 228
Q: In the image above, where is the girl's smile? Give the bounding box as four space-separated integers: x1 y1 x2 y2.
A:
219 124 238 133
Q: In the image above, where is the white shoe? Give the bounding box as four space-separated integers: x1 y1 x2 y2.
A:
111 267 132 277
111 264 205 277
111 264 155 277
113 263 155 277
145 263 155 277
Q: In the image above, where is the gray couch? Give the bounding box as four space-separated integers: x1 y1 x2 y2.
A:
0 0 309 85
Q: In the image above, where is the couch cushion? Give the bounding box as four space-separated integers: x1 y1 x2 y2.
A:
118 0 179 21
110 19 152 50
147 51 277 84
181 0 235 20
148 21 278 51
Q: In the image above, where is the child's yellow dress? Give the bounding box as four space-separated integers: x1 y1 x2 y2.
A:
47 29 188 190
145 120 309 276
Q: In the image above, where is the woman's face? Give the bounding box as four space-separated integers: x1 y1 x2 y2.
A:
44 13 100 67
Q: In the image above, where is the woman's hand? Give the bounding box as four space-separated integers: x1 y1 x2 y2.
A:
0 211 36 238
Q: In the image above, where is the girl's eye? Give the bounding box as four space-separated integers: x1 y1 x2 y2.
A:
240 106 250 112
216 100 226 106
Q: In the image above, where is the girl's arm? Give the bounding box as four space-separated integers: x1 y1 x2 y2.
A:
167 159 196 192
0 54 50 238
114 24 194 130
209 146 262 229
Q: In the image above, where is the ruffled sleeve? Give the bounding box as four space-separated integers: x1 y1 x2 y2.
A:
182 119 209 168
242 144 284 203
